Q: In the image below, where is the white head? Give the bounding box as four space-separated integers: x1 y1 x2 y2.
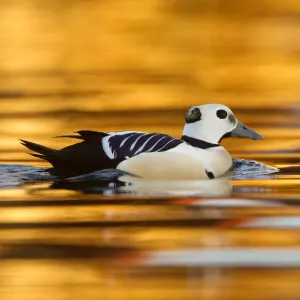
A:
182 104 263 145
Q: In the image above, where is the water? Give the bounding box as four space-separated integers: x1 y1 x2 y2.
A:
2 1 300 299
1 106 300 300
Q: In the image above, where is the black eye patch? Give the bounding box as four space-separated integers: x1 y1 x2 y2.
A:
185 107 202 123
228 114 236 124
216 109 228 119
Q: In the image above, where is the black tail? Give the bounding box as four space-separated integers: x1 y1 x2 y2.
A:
20 132 114 177
20 139 56 161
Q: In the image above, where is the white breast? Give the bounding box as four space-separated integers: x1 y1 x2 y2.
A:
117 144 233 180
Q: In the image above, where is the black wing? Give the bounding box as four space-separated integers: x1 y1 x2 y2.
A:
21 131 117 177
21 130 183 177
104 132 183 159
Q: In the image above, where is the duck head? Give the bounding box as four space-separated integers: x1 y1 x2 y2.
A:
182 104 263 145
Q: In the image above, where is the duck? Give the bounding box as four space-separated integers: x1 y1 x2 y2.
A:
20 104 263 179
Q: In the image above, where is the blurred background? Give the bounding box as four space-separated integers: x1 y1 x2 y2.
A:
1 2 300 300
1 0 300 165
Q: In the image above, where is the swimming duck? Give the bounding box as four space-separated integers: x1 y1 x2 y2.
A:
20 104 263 179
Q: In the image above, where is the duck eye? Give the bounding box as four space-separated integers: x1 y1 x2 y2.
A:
216 109 228 119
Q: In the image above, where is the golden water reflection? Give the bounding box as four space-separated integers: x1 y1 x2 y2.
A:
1 0 300 299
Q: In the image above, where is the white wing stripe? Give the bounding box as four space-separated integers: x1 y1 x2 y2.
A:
146 136 167 152
130 133 149 151
134 135 158 155
102 137 115 159
120 134 135 147
155 139 176 152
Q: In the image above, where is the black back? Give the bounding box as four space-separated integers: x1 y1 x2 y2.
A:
51 131 120 176
21 130 183 177
21 131 119 177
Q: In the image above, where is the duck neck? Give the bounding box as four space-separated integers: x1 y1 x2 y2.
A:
182 124 220 148
181 135 220 149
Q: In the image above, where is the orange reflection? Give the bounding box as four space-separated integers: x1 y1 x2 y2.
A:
1 1 300 299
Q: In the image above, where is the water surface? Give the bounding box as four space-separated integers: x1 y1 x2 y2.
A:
1 103 300 300
1 0 300 298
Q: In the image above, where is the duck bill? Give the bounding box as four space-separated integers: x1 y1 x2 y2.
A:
230 122 264 140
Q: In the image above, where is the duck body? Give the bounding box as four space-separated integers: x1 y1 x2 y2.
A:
21 130 232 179
117 143 233 180
20 104 263 179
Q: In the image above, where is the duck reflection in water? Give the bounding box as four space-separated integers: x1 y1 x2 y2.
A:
49 168 232 197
